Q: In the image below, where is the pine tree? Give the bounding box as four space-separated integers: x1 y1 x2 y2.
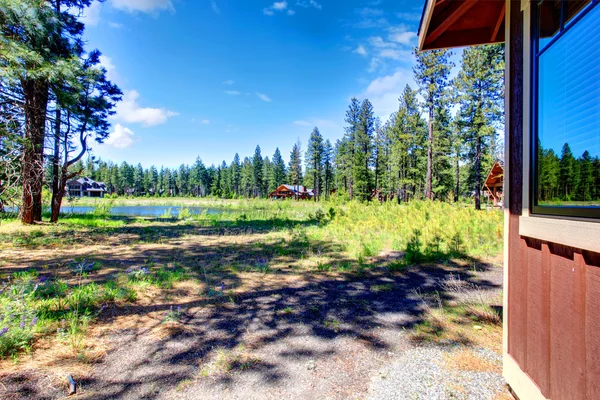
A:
322 139 334 200
262 156 273 194
413 48 454 200
454 44 505 209
353 99 375 201
288 141 303 197
271 148 286 190
231 153 241 197
252 145 264 197
134 163 144 195
305 127 324 201
343 98 361 198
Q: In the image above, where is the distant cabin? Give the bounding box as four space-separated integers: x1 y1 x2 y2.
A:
269 184 314 200
66 177 107 198
483 161 504 206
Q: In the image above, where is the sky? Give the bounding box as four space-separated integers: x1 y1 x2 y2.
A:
81 0 433 168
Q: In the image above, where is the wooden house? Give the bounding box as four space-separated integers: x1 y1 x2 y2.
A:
268 185 314 200
483 161 504 206
66 177 107 198
419 1 600 399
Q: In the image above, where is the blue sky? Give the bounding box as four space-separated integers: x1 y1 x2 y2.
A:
82 0 429 168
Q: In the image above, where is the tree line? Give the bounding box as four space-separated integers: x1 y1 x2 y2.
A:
1 1 507 225
537 142 600 203
83 45 505 208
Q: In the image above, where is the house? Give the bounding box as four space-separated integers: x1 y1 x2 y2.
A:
268 184 314 200
66 177 107 198
419 1 600 399
483 161 504 207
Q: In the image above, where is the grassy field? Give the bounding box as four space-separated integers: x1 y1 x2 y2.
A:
0 199 506 398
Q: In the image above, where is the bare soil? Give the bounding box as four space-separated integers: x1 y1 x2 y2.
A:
0 224 507 399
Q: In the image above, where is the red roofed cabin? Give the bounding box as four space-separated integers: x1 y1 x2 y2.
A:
484 161 504 207
268 185 314 200
419 1 600 399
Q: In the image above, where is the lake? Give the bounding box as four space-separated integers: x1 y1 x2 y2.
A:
59 205 231 217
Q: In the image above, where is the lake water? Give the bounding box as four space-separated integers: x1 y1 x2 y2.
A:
59 205 231 217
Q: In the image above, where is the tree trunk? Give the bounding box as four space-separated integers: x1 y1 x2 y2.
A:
454 154 460 202
50 108 61 222
21 79 49 224
426 107 433 200
475 135 482 210
50 171 67 223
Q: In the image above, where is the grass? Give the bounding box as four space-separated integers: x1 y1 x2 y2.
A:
410 274 503 354
0 198 503 364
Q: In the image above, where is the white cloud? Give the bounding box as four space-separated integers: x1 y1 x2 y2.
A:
368 36 396 48
223 80 235 85
388 26 417 45
111 0 174 14
356 7 383 17
378 48 412 60
99 55 119 83
210 0 220 14
293 119 338 129
108 21 123 28
354 45 368 56
113 90 178 127
363 69 413 118
256 92 272 102
273 1 288 10
396 12 422 21
201 119 210 124
225 90 241 95
368 57 382 73
297 0 321 9
80 1 102 26
263 1 289 16
105 124 135 148
293 120 312 127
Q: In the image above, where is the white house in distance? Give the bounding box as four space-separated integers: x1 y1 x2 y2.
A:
66 177 107 198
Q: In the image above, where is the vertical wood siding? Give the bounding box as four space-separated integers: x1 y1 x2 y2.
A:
508 238 600 399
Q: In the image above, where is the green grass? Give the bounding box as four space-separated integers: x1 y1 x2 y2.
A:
0 199 503 359
0 264 138 359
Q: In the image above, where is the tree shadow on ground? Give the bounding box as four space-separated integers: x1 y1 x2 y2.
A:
0 218 503 400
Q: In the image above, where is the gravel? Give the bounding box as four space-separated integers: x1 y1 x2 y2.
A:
367 346 506 400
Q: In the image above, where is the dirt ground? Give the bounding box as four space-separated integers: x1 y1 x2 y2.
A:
0 224 508 400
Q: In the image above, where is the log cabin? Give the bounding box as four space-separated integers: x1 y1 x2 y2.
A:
419 1 600 399
484 161 504 207
268 184 314 200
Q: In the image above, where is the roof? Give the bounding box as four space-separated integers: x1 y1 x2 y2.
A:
418 0 506 51
484 160 504 187
67 177 106 190
418 0 592 51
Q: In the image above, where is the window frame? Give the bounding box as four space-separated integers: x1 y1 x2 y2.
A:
530 0 600 219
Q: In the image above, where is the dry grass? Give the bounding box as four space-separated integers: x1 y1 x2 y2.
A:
443 348 500 373
410 274 503 354
198 345 261 378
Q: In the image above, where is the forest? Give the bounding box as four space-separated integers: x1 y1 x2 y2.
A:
537 142 600 204
0 0 506 225
60 46 507 210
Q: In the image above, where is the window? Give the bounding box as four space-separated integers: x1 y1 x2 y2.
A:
532 0 600 218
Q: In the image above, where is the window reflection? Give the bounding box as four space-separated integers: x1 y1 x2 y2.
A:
536 2 600 207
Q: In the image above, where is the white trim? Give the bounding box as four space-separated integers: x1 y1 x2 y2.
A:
519 215 600 252
417 0 436 51
518 0 600 249
504 354 547 400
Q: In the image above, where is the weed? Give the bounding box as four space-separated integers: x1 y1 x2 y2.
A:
370 283 393 293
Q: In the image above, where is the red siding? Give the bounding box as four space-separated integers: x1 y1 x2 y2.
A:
508 238 600 399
